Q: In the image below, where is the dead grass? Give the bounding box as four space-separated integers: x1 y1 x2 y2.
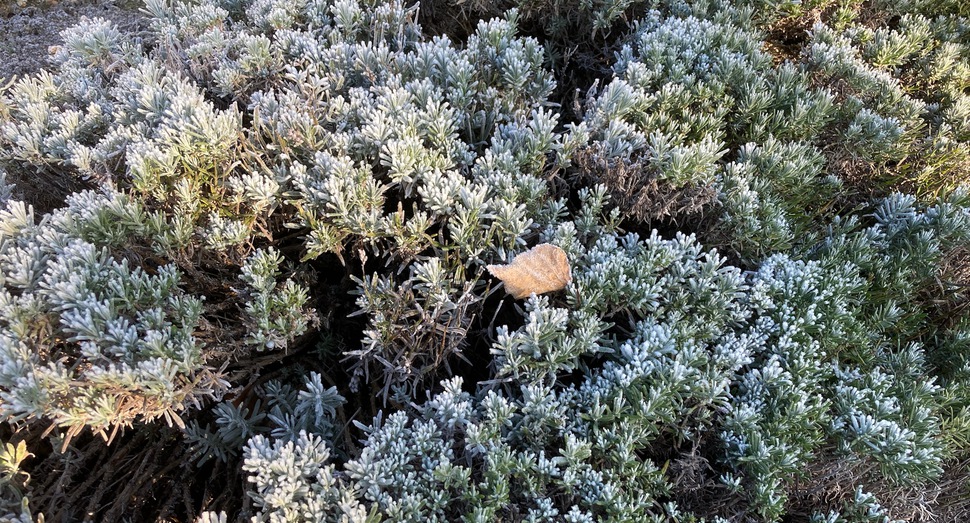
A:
931 245 970 330
787 453 970 521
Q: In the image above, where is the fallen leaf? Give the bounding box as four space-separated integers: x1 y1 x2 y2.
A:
486 243 571 299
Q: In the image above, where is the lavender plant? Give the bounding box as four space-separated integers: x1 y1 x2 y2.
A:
0 0 966 520
0 190 225 447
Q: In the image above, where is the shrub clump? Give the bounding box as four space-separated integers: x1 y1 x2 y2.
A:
0 0 967 521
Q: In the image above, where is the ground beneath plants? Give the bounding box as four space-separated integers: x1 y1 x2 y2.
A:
0 0 144 83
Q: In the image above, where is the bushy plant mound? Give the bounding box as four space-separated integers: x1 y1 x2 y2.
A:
0 0 967 521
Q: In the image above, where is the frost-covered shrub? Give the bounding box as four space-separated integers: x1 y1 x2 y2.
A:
830 345 944 483
5 0 562 398
0 19 271 258
229 187 753 520
721 192 970 518
592 10 832 151
238 190 968 520
568 9 839 260
0 191 224 446
169 0 570 395
719 253 861 519
236 190 969 521
0 0 969 520
804 15 970 197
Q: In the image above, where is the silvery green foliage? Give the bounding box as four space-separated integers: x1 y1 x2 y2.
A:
938 320 970 459
237 5 558 262
264 372 345 443
491 295 608 383
810 487 905 523
717 139 838 260
814 191 970 338
242 197 752 520
244 431 372 523
186 372 342 465
0 190 224 443
555 189 748 339
493 186 748 383
720 253 863 519
139 0 582 399
574 8 838 260
146 0 571 395
239 191 969 521
238 248 315 351
849 13 967 103
807 25 924 160
803 14 969 195
3 28 241 190
0 18 254 252
0 18 140 180
256 309 754 521
586 8 832 159
721 193 970 518
186 396 269 466
830 344 943 482
204 212 250 251
0 0 967 519
126 7 970 523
